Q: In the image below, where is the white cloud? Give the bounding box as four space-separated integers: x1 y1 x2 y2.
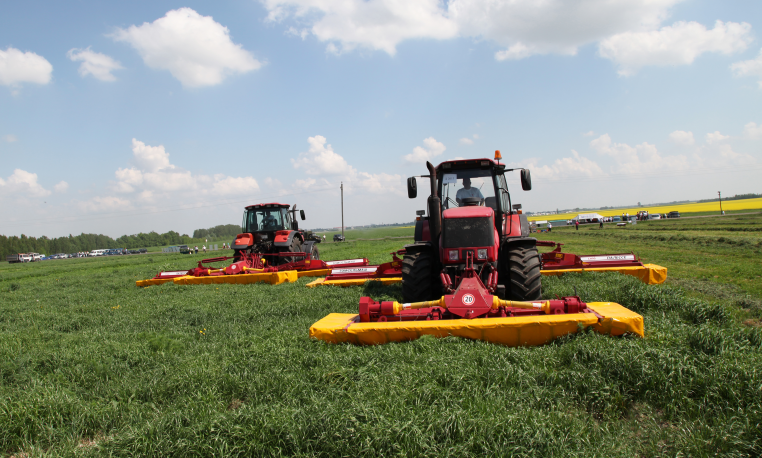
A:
263 0 458 55
111 139 259 199
291 135 354 175
290 135 403 195
668 130 695 146
403 137 446 163
705 131 729 144
67 47 123 81
599 20 752 76
0 169 51 197
3 134 17 143
79 196 134 213
582 131 595 137
262 0 754 77
112 8 262 87
0 47 53 86
130 138 173 172
459 137 474 145
743 122 762 140
263 0 682 59
54 181 69 193
731 48 762 88
526 150 604 180
591 133 690 174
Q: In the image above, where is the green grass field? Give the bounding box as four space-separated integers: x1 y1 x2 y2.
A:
1 217 761 457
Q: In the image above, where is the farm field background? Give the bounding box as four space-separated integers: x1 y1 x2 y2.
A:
1 215 761 456
526 197 762 221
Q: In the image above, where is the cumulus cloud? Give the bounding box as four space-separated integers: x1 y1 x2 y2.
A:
291 135 403 194
403 137 446 163
668 130 695 146
112 138 259 198
263 0 457 55
705 131 729 144
0 47 53 86
731 48 762 88
79 196 134 213
54 181 69 193
262 0 754 77
527 150 604 180
582 131 595 137
263 0 681 59
0 169 51 197
3 134 17 143
67 47 123 81
599 20 752 76
591 133 690 174
291 135 354 175
112 8 262 87
743 122 762 140
459 137 474 145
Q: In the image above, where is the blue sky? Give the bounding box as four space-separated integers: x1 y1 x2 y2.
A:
1 0 761 238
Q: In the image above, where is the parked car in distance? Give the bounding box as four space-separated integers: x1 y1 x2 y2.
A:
333 234 345 242
648 213 661 220
667 211 680 218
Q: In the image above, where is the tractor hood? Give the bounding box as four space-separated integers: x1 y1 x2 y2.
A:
442 206 494 219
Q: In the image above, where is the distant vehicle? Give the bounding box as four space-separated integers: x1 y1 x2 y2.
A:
138 248 147 253
648 213 661 220
667 211 680 218
6 253 32 263
89 249 106 257
178 245 190 254
30 253 42 262
333 234 345 242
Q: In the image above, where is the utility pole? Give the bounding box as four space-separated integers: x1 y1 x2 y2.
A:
718 191 724 215
341 182 344 239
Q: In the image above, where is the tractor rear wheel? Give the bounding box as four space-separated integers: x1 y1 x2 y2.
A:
401 249 439 302
505 241 542 301
279 237 302 265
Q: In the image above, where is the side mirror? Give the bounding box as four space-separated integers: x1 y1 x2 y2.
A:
407 177 417 199
520 169 532 191
300 210 305 220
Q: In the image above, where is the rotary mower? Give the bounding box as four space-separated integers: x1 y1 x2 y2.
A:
310 152 644 347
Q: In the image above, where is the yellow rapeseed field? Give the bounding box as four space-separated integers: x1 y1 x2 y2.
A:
528 197 762 221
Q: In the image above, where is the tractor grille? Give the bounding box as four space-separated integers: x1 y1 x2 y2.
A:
442 217 493 248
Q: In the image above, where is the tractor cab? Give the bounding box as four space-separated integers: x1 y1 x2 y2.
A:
242 203 306 234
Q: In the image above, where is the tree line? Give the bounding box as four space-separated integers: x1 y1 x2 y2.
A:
1 224 243 259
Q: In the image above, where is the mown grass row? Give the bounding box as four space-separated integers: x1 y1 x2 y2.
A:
2 241 762 457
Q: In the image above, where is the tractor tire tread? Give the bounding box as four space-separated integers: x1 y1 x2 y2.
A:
506 242 542 301
401 250 438 302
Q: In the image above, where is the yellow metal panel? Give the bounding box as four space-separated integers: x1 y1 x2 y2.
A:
297 269 332 278
309 301 643 346
586 302 644 337
170 271 298 286
136 276 191 287
540 264 667 285
306 277 403 288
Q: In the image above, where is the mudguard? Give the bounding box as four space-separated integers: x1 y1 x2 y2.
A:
274 230 302 247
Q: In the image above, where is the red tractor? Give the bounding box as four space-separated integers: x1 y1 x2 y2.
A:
231 203 319 266
404 151 540 302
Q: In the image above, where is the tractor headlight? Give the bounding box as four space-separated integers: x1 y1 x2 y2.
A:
477 249 487 260
448 250 459 261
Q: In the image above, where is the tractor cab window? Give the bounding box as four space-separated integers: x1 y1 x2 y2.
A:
244 208 286 232
439 169 497 210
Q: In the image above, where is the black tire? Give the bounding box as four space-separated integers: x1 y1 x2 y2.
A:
401 249 439 302
504 241 542 301
279 237 302 265
310 244 319 260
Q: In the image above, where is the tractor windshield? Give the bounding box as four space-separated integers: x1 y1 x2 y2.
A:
439 169 498 211
243 207 287 232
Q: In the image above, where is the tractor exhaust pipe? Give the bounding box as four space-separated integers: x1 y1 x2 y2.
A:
426 161 441 249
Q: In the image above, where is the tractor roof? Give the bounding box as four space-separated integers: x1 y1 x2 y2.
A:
245 203 290 210
436 158 502 170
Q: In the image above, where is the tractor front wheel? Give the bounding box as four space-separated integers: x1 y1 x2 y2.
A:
505 242 542 301
401 249 439 302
